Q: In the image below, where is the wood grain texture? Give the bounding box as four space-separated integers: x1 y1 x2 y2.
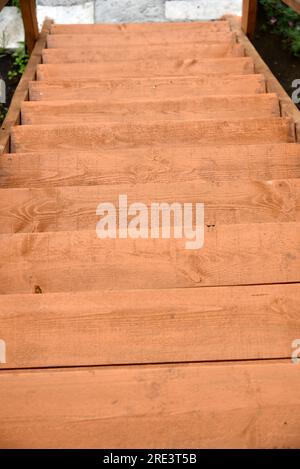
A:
0 179 299 234
19 0 39 54
0 361 300 448
47 31 236 48
0 20 52 154
42 43 245 64
50 21 231 34
226 15 300 141
21 94 280 125
0 284 299 369
10 118 295 153
0 223 299 294
36 58 255 80
1 143 300 188
29 75 266 102
241 0 257 39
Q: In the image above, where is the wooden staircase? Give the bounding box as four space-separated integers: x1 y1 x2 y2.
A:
0 17 300 449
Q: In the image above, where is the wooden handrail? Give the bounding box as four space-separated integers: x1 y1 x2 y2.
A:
19 0 39 54
282 0 300 14
242 0 300 39
0 0 9 12
0 0 39 54
242 0 257 39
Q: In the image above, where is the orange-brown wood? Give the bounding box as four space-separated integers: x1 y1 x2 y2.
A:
10 118 295 153
0 223 299 294
29 75 266 101
50 21 231 34
0 284 299 369
36 58 255 80
1 143 300 188
1 15 300 449
21 94 280 125
19 0 39 54
0 361 300 448
241 0 257 39
0 178 299 234
47 31 237 48
42 43 245 64
226 14 300 141
0 20 52 154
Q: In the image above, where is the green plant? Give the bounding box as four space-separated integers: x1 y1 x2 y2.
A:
8 43 28 80
260 0 300 56
9 0 20 8
0 104 8 125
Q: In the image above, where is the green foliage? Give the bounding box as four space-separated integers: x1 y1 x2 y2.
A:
0 104 8 125
8 43 28 80
9 0 20 8
260 0 300 56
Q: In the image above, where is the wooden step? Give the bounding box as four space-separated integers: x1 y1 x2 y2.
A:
50 20 231 34
36 58 254 80
47 31 237 48
11 118 295 153
0 223 299 294
21 94 280 125
0 361 299 448
42 43 245 64
29 75 266 101
0 284 299 369
0 179 299 234
1 143 300 188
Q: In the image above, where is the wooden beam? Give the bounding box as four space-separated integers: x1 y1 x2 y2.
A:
19 0 39 55
226 14 300 142
241 0 257 40
0 178 299 234
0 361 300 448
282 0 300 14
0 19 52 155
1 143 300 188
0 0 9 12
0 223 299 294
10 118 295 153
0 284 299 369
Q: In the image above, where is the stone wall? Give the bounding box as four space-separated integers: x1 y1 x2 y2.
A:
0 1 242 49
36 0 242 24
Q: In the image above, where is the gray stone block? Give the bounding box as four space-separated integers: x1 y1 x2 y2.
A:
37 0 88 6
165 0 242 21
95 0 166 23
37 2 94 28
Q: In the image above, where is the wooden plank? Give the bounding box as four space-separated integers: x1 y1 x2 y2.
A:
36 58 255 80
226 14 300 141
19 0 39 54
0 20 52 155
0 1 9 12
47 31 237 48
0 178 299 234
0 361 300 448
1 143 300 188
282 0 300 15
21 94 280 125
10 118 295 153
42 43 245 64
241 0 257 40
50 20 231 34
29 75 267 101
0 284 299 369
0 223 299 294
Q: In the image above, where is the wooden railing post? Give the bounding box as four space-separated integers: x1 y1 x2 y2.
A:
19 0 39 55
242 0 257 40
